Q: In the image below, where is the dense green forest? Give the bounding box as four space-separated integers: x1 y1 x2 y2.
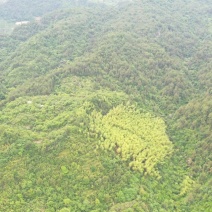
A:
0 0 211 211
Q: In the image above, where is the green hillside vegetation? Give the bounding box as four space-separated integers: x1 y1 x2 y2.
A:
89 105 173 177
0 0 211 211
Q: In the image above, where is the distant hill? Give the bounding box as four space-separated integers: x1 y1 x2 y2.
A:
0 0 82 21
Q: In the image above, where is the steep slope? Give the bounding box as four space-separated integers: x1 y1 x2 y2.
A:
0 0 211 211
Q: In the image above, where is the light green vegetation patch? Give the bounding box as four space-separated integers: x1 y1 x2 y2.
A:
89 105 173 176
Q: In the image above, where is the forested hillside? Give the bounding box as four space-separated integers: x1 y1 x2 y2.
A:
0 0 211 211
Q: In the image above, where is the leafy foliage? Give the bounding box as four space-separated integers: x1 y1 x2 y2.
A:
0 0 211 211
89 104 172 176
